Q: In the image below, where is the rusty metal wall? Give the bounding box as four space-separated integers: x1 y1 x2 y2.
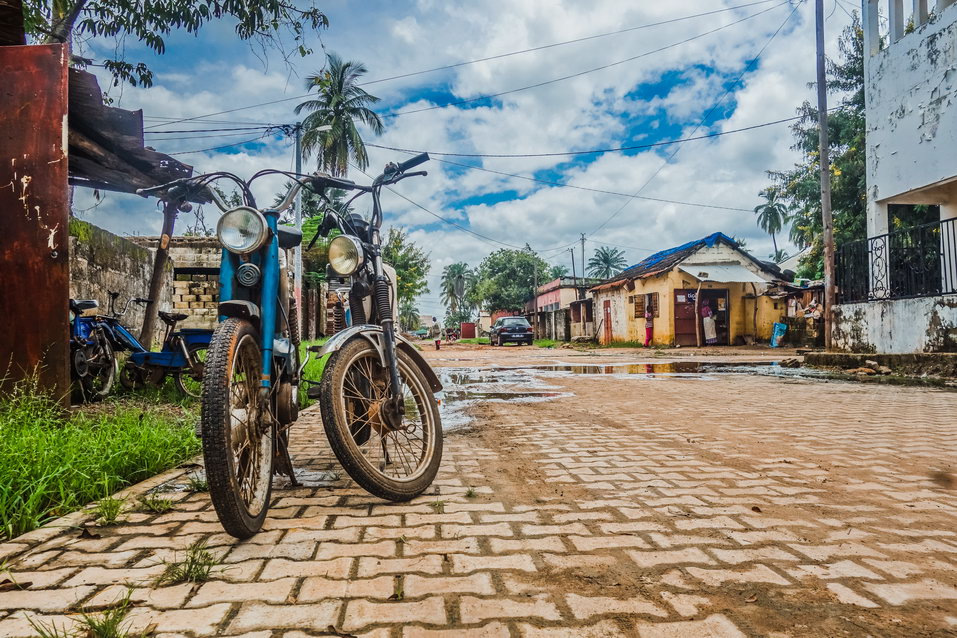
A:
0 44 70 399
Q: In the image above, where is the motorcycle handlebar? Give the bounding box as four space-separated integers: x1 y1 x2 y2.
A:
395 153 430 173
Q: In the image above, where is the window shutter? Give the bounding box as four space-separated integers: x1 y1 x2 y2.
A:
634 295 645 318
651 292 660 318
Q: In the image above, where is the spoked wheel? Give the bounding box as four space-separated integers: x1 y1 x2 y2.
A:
175 343 208 398
201 318 274 538
319 337 442 501
74 333 116 402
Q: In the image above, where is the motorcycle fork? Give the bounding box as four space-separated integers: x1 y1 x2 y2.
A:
370 250 404 428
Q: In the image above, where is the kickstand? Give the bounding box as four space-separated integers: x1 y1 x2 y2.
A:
275 429 301 487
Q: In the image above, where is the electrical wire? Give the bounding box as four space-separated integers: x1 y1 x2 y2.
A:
144 1 785 129
166 133 272 156
359 0 780 86
379 2 788 119
145 126 276 134
367 114 806 159
585 0 805 240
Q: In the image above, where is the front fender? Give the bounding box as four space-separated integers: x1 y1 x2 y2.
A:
315 325 442 393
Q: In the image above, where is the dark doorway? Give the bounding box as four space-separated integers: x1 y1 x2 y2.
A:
673 289 730 346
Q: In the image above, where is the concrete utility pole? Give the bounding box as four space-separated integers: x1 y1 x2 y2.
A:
569 247 577 294
580 233 586 288
293 122 303 330
815 0 836 350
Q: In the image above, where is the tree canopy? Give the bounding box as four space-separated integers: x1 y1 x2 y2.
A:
587 246 628 279
383 228 430 303
473 248 553 312
26 0 328 87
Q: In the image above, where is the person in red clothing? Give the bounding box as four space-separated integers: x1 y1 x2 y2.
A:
644 302 654 347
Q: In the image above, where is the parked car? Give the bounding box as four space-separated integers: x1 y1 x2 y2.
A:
490 316 534 346
413 327 430 338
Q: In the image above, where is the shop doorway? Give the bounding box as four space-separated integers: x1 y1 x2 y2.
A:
673 289 730 346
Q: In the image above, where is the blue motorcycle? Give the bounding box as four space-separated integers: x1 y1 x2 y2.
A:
69 298 117 402
98 292 213 397
138 158 443 538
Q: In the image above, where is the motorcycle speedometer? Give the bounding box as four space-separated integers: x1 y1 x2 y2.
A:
328 235 364 276
217 207 269 254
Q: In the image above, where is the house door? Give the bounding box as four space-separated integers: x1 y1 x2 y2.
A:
673 289 731 346
602 300 612 344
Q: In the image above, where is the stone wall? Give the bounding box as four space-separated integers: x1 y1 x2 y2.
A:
130 236 220 330
68 218 172 338
833 295 957 353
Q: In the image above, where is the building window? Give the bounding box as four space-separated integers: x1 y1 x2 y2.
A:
634 293 659 318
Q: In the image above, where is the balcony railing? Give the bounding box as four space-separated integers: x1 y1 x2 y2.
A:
866 0 956 54
836 217 957 303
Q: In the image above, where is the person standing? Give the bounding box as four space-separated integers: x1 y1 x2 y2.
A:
701 302 718 345
644 300 654 347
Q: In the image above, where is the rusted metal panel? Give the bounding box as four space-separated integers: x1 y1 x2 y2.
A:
0 43 70 400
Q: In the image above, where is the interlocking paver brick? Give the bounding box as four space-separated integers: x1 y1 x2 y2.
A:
298 575 395 601
259 557 352 580
404 573 495 596
634 613 746 638
459 594 560 623
450 553 536 573
627 547 715 568
189 577 295 606
342 596 446 631
518 620 627 637
403 622 510 638
864 579 957 605
357 555 445 577
228 601 340 633
565 593 667 619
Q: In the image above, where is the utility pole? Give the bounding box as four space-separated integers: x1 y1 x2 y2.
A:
580 233 586 291
533 265 539 339
569 247 577 295
293 121 303 333
815 0 835 350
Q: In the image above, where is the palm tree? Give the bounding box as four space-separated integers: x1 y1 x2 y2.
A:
295 52 384 176
587 246 628 279
440 262 474 313
753 187 789 255
399 299 420 332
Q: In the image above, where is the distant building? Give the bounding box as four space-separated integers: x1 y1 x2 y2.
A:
524 277 601 340
832 1 957 352
589 233 787 346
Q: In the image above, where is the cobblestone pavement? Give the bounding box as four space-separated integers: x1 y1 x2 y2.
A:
2 345 956 637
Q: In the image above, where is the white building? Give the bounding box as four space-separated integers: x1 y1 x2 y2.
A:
833 0 957 352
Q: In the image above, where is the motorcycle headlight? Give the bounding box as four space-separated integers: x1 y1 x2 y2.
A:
217 207 269 254
328 235 364 276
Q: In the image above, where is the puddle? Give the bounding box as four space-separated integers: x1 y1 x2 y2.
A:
436 367 572 429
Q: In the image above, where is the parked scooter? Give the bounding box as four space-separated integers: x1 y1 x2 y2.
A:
93 292 213 397
69 299 117 402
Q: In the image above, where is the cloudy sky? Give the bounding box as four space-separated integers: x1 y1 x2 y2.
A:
74 0 857 318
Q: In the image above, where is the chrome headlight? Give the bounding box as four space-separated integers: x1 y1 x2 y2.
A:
328 235 364 276
217 207 268 254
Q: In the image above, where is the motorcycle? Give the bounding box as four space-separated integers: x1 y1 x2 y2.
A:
69 298 117 402
98 292 212 397
136 154 443 538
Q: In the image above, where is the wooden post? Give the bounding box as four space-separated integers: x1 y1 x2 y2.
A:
139 200 178 349
0 43 70 402
694 280 704 348
816 0 836 350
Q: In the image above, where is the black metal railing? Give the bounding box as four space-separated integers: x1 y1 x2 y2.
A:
836 217 957 303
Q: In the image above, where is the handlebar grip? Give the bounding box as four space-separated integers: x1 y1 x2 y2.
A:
134 298 152 304
396 153 430 173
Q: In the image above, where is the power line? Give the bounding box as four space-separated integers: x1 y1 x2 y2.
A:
145 126 276 134
379 2 788 119
423 156 753 212
166 133 272 156
368 114 804 159
360 0 780 86
146 131 275 142
587 0 805 239
143 1 784 130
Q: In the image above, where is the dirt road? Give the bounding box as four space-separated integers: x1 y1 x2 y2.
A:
1 343 955 637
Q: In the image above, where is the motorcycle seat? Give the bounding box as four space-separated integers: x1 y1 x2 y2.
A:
159 311 189 325
70 299 99 313
277 226 302 250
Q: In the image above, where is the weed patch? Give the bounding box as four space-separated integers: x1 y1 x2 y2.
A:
185 473 208 492
156 540 223 585
0 381 200 541
428 500 446 514
138 494 174 514
95 497 125 526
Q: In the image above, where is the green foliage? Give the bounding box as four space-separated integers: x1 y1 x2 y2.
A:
399 299 421 332
138 494 175 514
753 187 790 255
383 228 431 303
185 473 208 492
444 308 473 328
26 0 328 87
473 247 553 312
156 540 223 585
296 52 384 176
549 264 569 279
767 17 867 279
0 381 200 541
587 246 628 279
534 339 558 349
30 587 141 638
440 262 477 314
299 338 329 408
94 497 125 526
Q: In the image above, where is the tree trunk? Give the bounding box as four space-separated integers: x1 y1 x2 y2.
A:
45 0 87 44
771 232 778 256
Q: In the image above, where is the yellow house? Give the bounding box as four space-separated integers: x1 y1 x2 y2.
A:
590 233 787 346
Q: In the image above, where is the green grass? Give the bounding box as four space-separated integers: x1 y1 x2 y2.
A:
156 540 223 585
533 339 558 348
457 337 489 345
138 494 175 514
94 497 125 526
0 380 201 541
299 338 330 408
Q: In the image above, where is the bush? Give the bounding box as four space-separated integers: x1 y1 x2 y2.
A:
0 381 200 541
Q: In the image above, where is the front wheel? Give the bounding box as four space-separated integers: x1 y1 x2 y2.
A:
201 318 273 538
319 337 442 502
74 333 116 402
175 343 208 398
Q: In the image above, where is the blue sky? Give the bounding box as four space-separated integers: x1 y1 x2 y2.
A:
73 0 856 317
